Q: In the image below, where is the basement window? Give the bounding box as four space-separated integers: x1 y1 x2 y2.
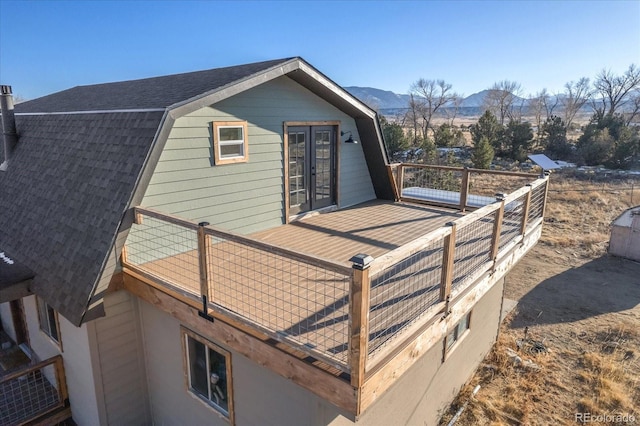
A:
444 311 471 358
36 296 61 348
182 328 233 421
212 121 249 165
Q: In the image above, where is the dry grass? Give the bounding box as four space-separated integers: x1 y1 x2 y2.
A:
439 173 640 425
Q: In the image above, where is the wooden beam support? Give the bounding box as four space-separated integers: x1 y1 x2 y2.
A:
440 223 456 305
459 168 470 212
122 274 358 415
398 164 405 199
197 223 210 301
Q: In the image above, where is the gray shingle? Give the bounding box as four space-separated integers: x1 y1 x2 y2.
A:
15 58 293 113
0 111 164 325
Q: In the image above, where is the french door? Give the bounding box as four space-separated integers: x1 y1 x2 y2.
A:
288 125 336 215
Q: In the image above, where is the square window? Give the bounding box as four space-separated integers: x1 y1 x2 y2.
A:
182 328 233 420
444 311 471 358
36 297 61 347
213 121 248 165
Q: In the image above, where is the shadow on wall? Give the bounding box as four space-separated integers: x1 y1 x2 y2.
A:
510 255 640 328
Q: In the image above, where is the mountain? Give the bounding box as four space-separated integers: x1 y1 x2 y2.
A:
346 87 529 112
344 86 410 110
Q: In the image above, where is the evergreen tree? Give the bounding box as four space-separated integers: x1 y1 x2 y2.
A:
503 120 534 162
380 116 410 161
472 136 495 169
471 111 503 154
541 116 572 159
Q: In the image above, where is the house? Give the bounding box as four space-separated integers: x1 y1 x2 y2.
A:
0 57 549 425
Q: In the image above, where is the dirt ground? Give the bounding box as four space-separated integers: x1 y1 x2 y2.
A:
440 173 640 425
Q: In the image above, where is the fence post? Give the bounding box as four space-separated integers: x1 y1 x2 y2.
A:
197 222 214 322
398 164 405 200
520 185 532 236
490 199 505 267
440 223 457 315
541 174 551 218
54 355 69 403
349 253 373 388
459 168 470 212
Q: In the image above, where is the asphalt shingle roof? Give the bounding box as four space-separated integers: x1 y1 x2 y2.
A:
0 112 164 324
15 58 293 113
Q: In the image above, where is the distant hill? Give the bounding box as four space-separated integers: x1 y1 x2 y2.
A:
344 86 411 110
344 86 598 117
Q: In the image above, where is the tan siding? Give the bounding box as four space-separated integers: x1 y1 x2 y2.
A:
94 291 150 425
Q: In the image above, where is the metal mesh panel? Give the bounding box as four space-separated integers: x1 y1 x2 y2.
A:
467 172 533 208
0 363 61 425
206 236 351 369
401 166 462 206
367 239 444 359
452 212 495 292
499 193 528 251
527 182 547 229
126 216 199 294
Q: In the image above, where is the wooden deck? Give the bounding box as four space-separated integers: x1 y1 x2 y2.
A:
133 200 462 369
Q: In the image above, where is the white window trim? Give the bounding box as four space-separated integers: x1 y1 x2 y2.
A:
212 121 249 165
181 327 234 423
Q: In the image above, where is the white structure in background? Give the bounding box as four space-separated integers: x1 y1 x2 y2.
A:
609 206 640 261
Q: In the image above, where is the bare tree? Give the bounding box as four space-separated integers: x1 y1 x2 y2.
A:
561 77 591 128
483 80 522 125
409 79 457 137
591 64 640 119
443 93 463 126
405 94 422 145
529 89 550 145
627 92 640 125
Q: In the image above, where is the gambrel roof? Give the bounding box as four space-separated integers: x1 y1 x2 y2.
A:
0 57 392 325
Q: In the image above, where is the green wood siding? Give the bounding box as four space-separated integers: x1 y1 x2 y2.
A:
141 76 376 234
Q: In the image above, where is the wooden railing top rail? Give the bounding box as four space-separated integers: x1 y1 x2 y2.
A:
0 354 64 384
132 206 353 276
369 225 453 277
397 162 540 179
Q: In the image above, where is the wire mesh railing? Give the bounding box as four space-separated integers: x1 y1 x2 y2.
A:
203 228 352 369
527 179 548 230
125 212 200 295
124 207 353 372
367 234 446 359
0 355 68 425
451 207 497 294
499 191 529 252
400 165 463 207
122 170 549 381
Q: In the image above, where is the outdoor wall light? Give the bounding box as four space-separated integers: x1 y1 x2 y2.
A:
341 130 358 144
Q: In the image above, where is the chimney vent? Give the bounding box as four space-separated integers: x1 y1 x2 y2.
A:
0 85 18 171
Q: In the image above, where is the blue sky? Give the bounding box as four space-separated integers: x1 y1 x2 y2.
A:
0 0 638 101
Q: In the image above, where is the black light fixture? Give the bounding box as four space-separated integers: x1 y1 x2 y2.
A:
341 130 358 144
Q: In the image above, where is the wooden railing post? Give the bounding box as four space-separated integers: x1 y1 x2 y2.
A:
520 185 532 236
53 355 69 403
440 223 456 315
459 168 470 212
541 174 550 218
490 199 505 266
398 164 405 200
197 222 214 322
349 253 373 388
